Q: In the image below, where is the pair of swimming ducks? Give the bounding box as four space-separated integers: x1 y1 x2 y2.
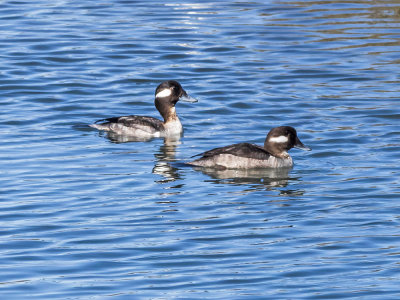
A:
90 80 311 169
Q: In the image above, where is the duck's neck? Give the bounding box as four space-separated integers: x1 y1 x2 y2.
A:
155 99 178 123
264 141 290 159
155 99 183 135
162 108 182 135
162 106 179 123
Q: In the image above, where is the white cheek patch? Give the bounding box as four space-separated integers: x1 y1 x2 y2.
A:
270 135 289 143
156 88 172 98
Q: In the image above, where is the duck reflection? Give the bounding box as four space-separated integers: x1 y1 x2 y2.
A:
97 131 182 182
193 166 306 196
101 131 160 143
152 138 182 183
192 166 292 188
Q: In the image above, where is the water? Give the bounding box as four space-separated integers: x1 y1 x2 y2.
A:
1 0 400 299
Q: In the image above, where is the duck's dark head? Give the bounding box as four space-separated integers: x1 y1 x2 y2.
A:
264 126 311 158
154 80 197 121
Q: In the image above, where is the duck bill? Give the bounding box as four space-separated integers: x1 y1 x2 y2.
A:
293 137 311 151
180 90 198 103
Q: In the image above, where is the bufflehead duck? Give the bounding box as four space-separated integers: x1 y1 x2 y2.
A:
188 126 311 169
90 80 197 138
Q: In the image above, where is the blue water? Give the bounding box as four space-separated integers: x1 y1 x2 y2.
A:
1 0 400 299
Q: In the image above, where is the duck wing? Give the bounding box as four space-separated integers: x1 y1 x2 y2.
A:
193 143 271 160
94 115 164 133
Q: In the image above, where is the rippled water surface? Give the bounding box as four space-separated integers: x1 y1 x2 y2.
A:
1 0 400 299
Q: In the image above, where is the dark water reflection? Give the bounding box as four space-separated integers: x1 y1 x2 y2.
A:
191 166 292 187
153 139 183 183
1 0 400 299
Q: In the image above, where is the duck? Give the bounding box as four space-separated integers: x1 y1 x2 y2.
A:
90 80 197 138
187 126 311 169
